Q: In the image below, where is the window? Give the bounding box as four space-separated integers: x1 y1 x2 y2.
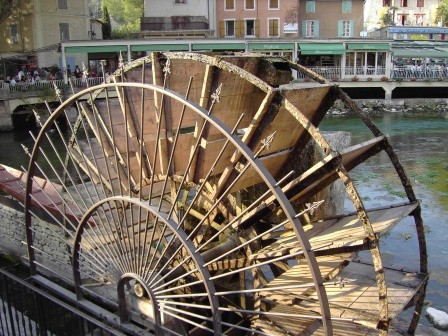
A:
10 24 19 44
59 23 70 42
383 0 391 6
306 1 315 13
397 13 407 25
269 0 279 9
338 20 353 37
225 0 235 10
342 0 352 13
174 0 187 3
268 18 279 37
245 19 255 36
58 0 67 10
304 20 319 37
225 20 235 36
414 13 425 25
400 0 407 7
416 0 424 7
245 0 255 10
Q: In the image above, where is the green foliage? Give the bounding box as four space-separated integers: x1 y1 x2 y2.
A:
102 6 112 39
436 0 448 26
379 6 398 26
111 26 138 39
102 0 144 34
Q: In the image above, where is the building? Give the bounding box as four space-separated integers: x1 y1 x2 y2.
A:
216 0 300 39
0 0 93 71
298 0 365 39
364 0 440 33
140 0 216 38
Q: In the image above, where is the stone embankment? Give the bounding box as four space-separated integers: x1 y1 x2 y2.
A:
330 98 448 117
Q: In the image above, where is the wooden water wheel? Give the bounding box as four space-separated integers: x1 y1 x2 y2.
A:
22 52 427 335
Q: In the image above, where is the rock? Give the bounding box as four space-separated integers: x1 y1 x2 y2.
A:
426 307 448 330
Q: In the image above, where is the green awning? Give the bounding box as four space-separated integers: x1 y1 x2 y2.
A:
299 43 345 55
346 43 390 51
65 45 128 53
248 43 295 51
131 44 189 52
191 43 245 51
392 48 448 58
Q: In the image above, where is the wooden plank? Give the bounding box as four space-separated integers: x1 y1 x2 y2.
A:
250 203 419 260
300 262 427 328
288 136 387 205
250 86 332 156
0 164 90 226
259 255 350 304
254 304 376 336
252 305 320 336
232 136 387 230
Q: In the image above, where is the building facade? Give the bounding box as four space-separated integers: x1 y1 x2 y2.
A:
364 0 440 33
0 0 92 69
140 0 216 37
298 0 364 38
216 0 299 39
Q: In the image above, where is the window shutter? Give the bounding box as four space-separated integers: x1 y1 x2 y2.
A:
255 19 260 37
302 21 306 37
337 20 343 37
342 0 352 13
274 19 279 36
314 20 319 37
220 21 225 37
235 20 244 37
306 1 315 13
350 20 354 37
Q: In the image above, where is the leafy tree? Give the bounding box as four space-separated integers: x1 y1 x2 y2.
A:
436 0 448 26
102 6 112 39
102 0 144 33
379 6 398 26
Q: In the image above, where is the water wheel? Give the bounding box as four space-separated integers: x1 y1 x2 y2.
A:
23 52 427 335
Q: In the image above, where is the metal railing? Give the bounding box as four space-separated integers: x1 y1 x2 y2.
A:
0 268 122 336
2 77 105 93
296 65 448 81
391 66 447 80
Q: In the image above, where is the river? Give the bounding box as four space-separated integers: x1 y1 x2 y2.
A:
320 114 448 334
0 114 447 334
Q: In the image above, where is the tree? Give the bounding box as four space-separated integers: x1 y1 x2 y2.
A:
102 0 144 33
102 6 112 39
436 0 448 26
379 6 398 26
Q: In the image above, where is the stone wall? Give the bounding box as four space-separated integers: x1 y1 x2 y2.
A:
330 98 448 117
0 198 72 277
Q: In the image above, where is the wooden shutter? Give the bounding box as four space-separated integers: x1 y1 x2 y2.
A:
306 1 315 13
235 20 244 37
350 20 354 37
220 21 225 37
255 19 260 37
342 0 352 13
314 21 319 37
337 20 343 37
302 21 307 37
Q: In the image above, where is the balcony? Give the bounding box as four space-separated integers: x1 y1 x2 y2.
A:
140 16 212 38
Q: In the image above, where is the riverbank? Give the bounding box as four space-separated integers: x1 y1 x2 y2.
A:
330 98 448 117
